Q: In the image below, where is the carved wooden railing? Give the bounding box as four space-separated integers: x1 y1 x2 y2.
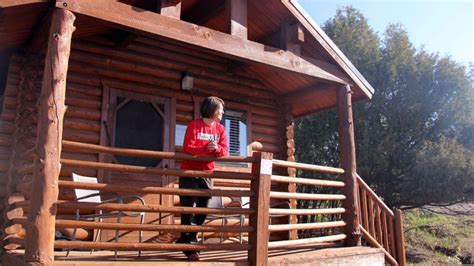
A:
357 174 406 266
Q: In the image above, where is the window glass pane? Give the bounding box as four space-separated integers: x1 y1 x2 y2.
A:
114 100 163 166
175 124 187 146
223 110 247 157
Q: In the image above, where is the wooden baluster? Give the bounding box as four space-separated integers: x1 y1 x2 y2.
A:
376 205 383 244
368 197 376 238
389 215 396 258
248 152 272 266
361 189 369 230
382 210 389 252
395 210 407 266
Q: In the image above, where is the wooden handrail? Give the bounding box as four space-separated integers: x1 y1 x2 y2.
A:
360 226 398 266
268 234 346 249
357 174 406 266
269 221 346 232
271 175 345 187
54 201 254 215
269 207 345 215
270 191 345 200
60 159 256 180
357 174 393 216
54 241 250 251
13 218 253 233
62 140 258 163
272 159 344 175
58 180 255 198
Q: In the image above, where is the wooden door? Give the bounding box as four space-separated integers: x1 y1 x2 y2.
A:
101 88 171 242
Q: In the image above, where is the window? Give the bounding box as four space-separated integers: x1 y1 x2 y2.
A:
175 124 187 146
222 110 248 157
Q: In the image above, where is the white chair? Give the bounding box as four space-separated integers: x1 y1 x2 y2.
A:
201 196 249 244
66 173 146 258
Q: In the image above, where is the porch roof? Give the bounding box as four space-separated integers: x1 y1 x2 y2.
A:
0 0 374 117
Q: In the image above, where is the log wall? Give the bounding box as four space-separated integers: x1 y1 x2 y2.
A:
0 33 291 243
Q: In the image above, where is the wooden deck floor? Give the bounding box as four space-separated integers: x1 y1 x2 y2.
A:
3 245 385 265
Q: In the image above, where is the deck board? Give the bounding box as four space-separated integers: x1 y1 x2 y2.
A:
4 245 385 265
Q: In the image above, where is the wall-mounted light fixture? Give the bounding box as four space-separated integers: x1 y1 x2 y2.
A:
181 71 194 91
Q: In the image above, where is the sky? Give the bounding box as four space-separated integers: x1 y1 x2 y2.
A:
298 0 473 66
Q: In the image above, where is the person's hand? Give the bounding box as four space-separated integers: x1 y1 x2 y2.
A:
207 140 218 152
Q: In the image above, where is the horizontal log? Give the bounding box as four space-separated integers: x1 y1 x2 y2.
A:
64 117 101 132
271 175 345 187
17 164 34 175
62 140 258 163
65 106 101 121
58 180 255 198
54 201 254 215
67 83 102 97
65 96 101 109
55 240 250 251
252 124 279 136
360 226 398 266
63 128 100 144
12 218 252 233
61 159 256 180
272 159 344 175
269 208 345 216
357 174 394 216
0 134 13 146
268 221 346 232
270 191 345 201
3 236 25 250
268 234 346 249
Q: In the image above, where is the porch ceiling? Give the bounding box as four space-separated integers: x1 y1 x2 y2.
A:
0 0 373 117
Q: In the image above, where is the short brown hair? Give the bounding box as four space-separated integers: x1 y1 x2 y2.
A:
200 96 225 118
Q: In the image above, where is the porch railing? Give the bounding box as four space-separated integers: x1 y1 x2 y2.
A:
5 140 405 266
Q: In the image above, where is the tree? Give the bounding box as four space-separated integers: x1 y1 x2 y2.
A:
295 6 473 208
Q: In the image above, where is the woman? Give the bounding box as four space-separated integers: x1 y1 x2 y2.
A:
176 96 228 261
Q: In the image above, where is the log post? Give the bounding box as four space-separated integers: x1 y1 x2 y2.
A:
24 8 75 263
283 105 298 240
336 84 361 246
248 152 272 266
395 210 407 266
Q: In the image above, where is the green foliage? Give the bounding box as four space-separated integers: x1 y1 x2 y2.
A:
295 6 473 208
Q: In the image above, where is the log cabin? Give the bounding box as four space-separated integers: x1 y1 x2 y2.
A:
0 0 406 265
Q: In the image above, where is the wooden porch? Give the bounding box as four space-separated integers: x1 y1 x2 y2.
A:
3 140 405 265
4 246 385 265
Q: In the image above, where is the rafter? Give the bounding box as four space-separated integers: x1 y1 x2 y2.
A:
57 0 346 84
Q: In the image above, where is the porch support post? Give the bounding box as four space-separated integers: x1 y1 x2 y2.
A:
248 152 272 266
336 84 361 246
25 8 75 263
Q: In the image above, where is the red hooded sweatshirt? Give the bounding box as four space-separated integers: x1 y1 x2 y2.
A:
180 118 228 171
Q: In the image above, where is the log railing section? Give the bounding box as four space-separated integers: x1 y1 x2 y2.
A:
13 140 406 265
357 174 406 266
269 159 347 249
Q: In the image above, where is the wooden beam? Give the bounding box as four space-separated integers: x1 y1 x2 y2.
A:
24 8 75 264
336 84 361 247
225 0 247 39
281 22 304 55
0 0 49 8
282 0 374 97
181 0 224 26
281 84 333 105
160 0 181 19
56 0 346 84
